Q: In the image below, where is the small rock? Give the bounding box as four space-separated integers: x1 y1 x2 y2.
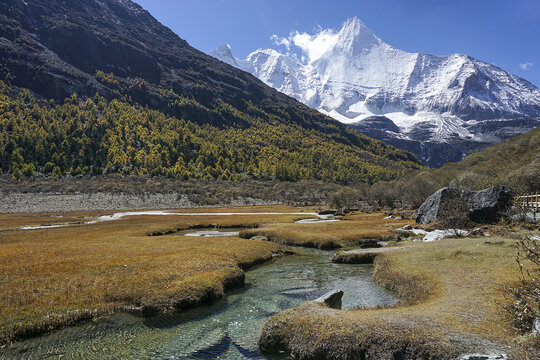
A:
359 239 383 249
510 213 537 224
314 290 343 309
332 252 377 264
533 318 540 334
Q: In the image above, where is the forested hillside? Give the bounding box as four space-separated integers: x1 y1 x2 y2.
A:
0 81 422 183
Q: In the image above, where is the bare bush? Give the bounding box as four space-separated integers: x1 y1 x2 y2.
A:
449 170 490 190
502 237 540 333
506 158 540 194
329 188 362 210
367 181 398 208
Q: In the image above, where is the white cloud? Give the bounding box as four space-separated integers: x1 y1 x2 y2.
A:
270 34 290 49
520 62 533 70
270 27 339 64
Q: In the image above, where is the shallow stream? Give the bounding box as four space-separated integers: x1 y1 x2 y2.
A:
2 249 396 359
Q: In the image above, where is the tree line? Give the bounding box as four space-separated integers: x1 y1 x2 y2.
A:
0 81 422 183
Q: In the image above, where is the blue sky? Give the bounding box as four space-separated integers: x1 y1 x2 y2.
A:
133 0 540 86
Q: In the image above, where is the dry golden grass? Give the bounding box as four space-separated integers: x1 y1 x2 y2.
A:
0 212 100 230
260 236 537 359
240 212 411 249
0 205 317 344
332 251 379 264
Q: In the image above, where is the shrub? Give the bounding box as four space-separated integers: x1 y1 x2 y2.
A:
11 166 21 181
329 188 362 209
52 166 63 180
502 237 540 333
43 162 55 173
21 163 35 177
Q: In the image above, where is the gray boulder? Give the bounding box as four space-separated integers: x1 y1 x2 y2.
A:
510 212 537 224
314 290 343 309
416 186 513 225
359 239 383 248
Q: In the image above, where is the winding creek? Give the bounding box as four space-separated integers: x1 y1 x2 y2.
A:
2 248 396 359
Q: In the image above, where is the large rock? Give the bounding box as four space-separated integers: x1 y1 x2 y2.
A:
416 186 513 224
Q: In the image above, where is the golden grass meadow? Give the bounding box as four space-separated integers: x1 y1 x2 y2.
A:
0 205 536 358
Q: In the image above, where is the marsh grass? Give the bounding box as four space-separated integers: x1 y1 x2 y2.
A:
332 252 378 264
0 206 315 344
260 236 535 359
0 212 101 230
240 212 410 249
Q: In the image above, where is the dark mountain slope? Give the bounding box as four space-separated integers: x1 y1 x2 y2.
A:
1 0 329 128
0 0 423 182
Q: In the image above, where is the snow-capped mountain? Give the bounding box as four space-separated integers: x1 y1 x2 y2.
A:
210 17 540 167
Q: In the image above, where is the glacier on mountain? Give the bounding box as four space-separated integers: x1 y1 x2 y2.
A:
210 17 540 167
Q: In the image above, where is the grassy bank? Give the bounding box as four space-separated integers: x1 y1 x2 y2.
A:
240 212 410 249
259 235 538 359
0 205 313 345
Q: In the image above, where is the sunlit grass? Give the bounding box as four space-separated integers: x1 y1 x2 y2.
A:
0 205 317 344
241 212 411 249
260 236 529 358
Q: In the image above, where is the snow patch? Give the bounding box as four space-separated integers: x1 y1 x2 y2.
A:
183 230 240 237
396 226 468 241
422 229 469 242
460 354 506 360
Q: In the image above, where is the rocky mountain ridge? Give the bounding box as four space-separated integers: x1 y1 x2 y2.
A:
211 17 540 166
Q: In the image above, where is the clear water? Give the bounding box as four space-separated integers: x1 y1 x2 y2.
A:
177 227 245 237
2 249 396 360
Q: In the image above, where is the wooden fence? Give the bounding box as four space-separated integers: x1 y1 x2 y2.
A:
518 193 540 210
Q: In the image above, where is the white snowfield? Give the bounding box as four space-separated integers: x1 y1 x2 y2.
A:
211 17 540 144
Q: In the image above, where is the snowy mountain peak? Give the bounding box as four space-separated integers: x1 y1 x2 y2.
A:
209 44 238 67
333 17 382 54
210 17 540 166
